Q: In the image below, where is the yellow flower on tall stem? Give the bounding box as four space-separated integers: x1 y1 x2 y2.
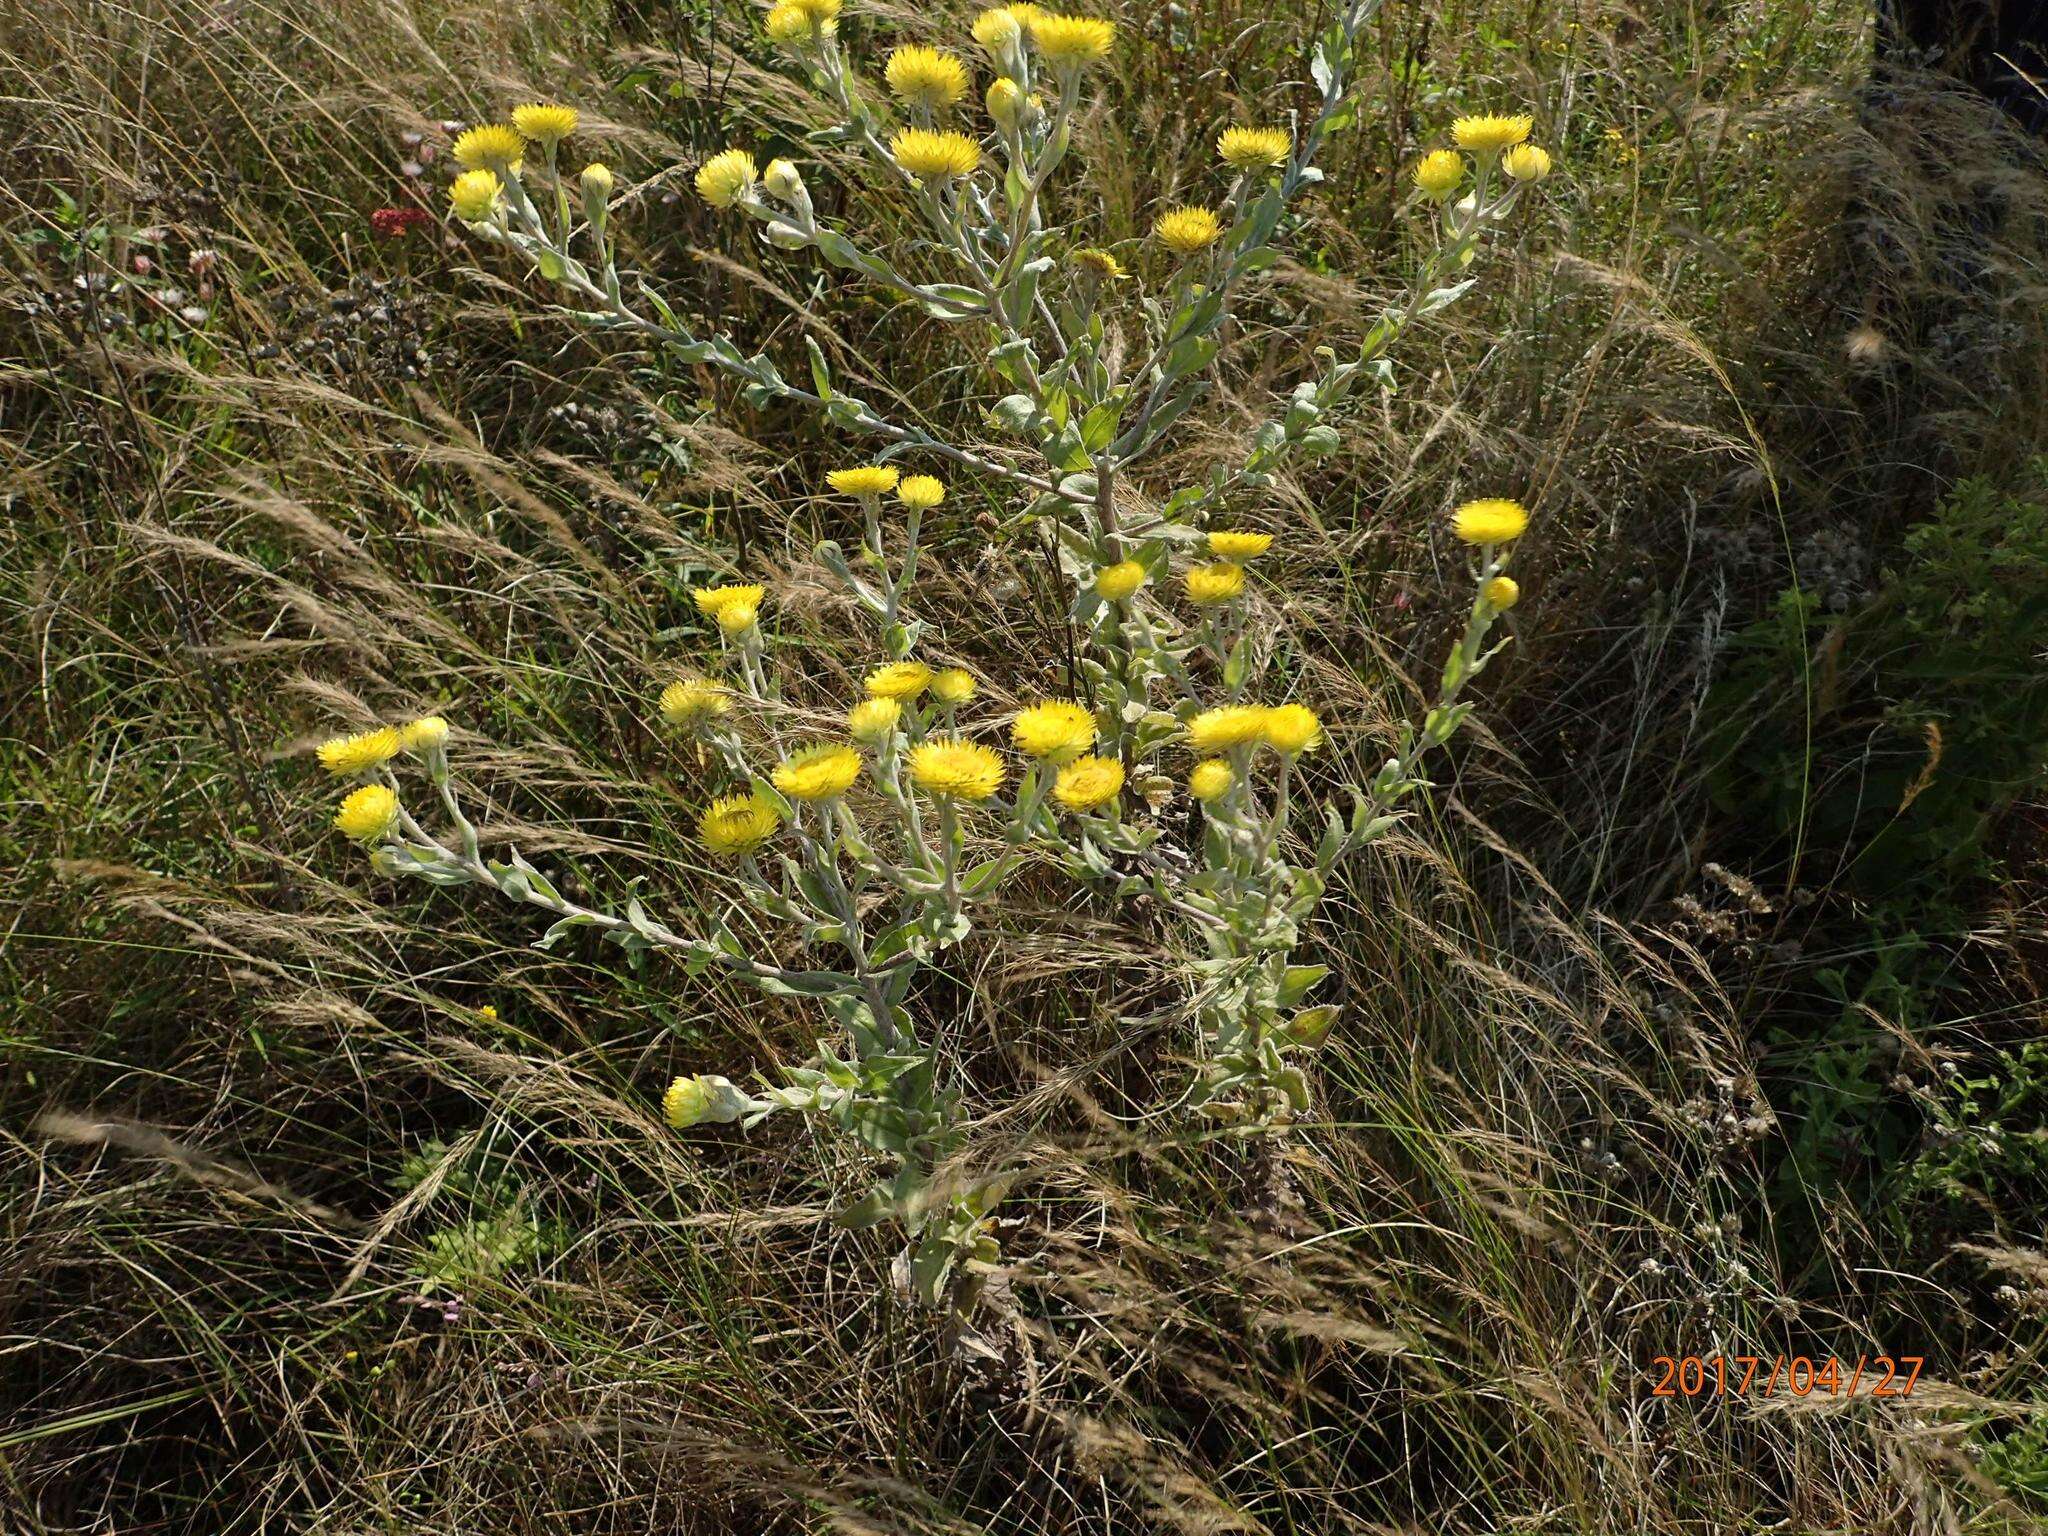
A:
885 46 970 111
317 726 401 776
907 739 1006 801
1186 704 1267 754
890 128 982 182
1216 126 1290 169
1451 113 1533 154
1011 699 1095 763
697 794 780 857
695 148 757 209
1185 561 1245 605
773 744 863 802
335 784 400 841
1153 206 1221 256
1452 498 1529 545
827 465 900 497
867 661 934 700
512 104 578 147
1053 755 1123 812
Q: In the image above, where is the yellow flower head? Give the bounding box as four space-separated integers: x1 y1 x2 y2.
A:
986 78 1026 129
1028 11 1115 63
695 147 757 209
697 793 780 857
1095 559 1146 601
1260 704 1324 756
663 1074 710 1129
581 162 614 197
1188 758 1234 802
693 582 766 619
1413 148 1465 199
764 1 823 44
1153 205 1222 256
886 46 971 110
867 660 935 700
773 743 863 801
1451 112 1534 154
1452 498 1529 545
452 123 525 172
973 8 1022 50
896 474 945 511
1207 529 1272 560
477 1004 498 1022
715 600 760 636
827 465 900 497
1502 143 1553 182
334 783 400 842
1186 704 1268 754
449 169 503 222
1069 246 1125 280
1217 126 1290 170
1184 561 1246 605
513 103 578 145
1011 699 1095 763
317 725 401 776
931 667 977 705
397 716 449 752
848 696 903 743
659 677 730 728
791 0 841 18
1054 754 1124 812
1484 575 1521 610
890 127 981 180
907 738 1006 801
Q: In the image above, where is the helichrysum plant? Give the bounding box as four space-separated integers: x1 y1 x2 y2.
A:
315 1 1562 1310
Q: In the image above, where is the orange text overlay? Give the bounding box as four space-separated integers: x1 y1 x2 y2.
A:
1649 1355 1924 1399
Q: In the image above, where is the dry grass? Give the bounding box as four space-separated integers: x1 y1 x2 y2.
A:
2 0 2045 1531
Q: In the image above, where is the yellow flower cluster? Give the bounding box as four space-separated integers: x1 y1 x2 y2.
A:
695 147 757 208
1011 699 1095 763
931 667 976 705
335 783 399 842
1153 205 1221 256
693 582 766 635
1451 498 1530 545
1184 562 1245 605
1185 703 1323 759
698 793 781 857
660 677 730 728
449 169 503 222
848 697 902 742
452 123 524 173
1412 149 1465 200
764 0 839 42
1053 754 1123 812
512 103 578 146
897 474 945 511
828 464 899 497
1027 11 1114 63
891 128 981 181
867 660 934 700
1095 559 1146 601
1217 126 1290 170
906 739 1005 801
317 715 449 776
886 46 970 110
773 743 863 802
1451 112 1533 153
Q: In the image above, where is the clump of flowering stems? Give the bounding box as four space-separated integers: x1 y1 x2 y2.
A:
320 8 1562 1308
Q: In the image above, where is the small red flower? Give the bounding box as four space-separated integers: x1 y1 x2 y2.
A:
371 206 435 239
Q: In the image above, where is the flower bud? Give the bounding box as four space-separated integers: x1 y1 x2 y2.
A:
764 157 805 201
986 77 1025 131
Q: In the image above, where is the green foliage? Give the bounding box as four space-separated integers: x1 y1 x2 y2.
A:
1899 1040 2048 1232
1706 464 2048 911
